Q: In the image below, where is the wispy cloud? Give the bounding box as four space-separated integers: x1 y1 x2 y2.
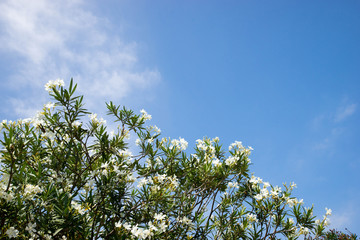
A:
334 103 357 122
329 201 359 231
313 127 343 151
330 213 352 230
311 101 357 151
0 0 160 117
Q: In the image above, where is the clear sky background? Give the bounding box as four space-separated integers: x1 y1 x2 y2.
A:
0 0 359 234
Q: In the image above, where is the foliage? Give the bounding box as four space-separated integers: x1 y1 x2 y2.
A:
321 229 358 240
0 79 331 239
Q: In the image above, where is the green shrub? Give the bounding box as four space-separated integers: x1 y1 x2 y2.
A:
1 79 332 239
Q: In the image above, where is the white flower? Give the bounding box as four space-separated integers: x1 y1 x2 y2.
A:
115 221 122 228
130 225 138 236
169 175 179 188
155 157 162 165
246 213 258 223
26 222 36 233
153 125 161 133
225 156 237 166
72 121 82 128
325 207 332 216
178 216 194 229
178 137 188 150
323 218 330 226
158 221 168 232
84 179 95 191
148 125 161 134
260 188 269 199
137 178 149 188
71 201 85 215
150 185 160 192
252 188 269 201
140 109 152 121
123 222 132 231
44 102 55 110
89 113 106 126
6 227 19 238
228 181 239 189
141 229 151 239
17 118 31 125
131 225 145 238
212 158 222 167
263 182 270 188
170 138 188 151
1 119 7 130
228 141 253 156
101 162 109 169
288 218 295 225
41 131 56 140
127 174 136 182
1 191 14 202
44 79 64 92
55 78 65 86
270 186 281 197
196 139 207 151
249 175 263 185
32 111 46 127
24 184 42 197
254 193 263 201
45 234 52 240
148 221 158 232
229 141 243 151
299 226 310 235
287 198 296 207
286 198 303 207
119 149 132 159
155 174 166 183
154 212 166 221
116 221 132 231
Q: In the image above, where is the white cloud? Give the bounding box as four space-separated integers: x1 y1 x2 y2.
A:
0 0 160 117
329 213 352 229
8 97 46 118
311 114 325 130
334 103 357 122
313 127 344 152
329 201 359 231
311 101 357 151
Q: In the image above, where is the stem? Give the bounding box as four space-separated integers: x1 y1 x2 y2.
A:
6 148 16 192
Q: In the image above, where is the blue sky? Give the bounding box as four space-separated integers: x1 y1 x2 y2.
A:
0 0 359 233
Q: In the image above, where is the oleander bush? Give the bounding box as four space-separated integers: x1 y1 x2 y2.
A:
0 79 332 239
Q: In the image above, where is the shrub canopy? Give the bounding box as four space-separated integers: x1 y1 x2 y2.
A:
0 79 330 239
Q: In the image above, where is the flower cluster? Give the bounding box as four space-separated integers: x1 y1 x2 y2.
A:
44 78 65 92
140 109 152 121
229 140 253 157
23 184 42 199
170 137 188 151
89 113 106 126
